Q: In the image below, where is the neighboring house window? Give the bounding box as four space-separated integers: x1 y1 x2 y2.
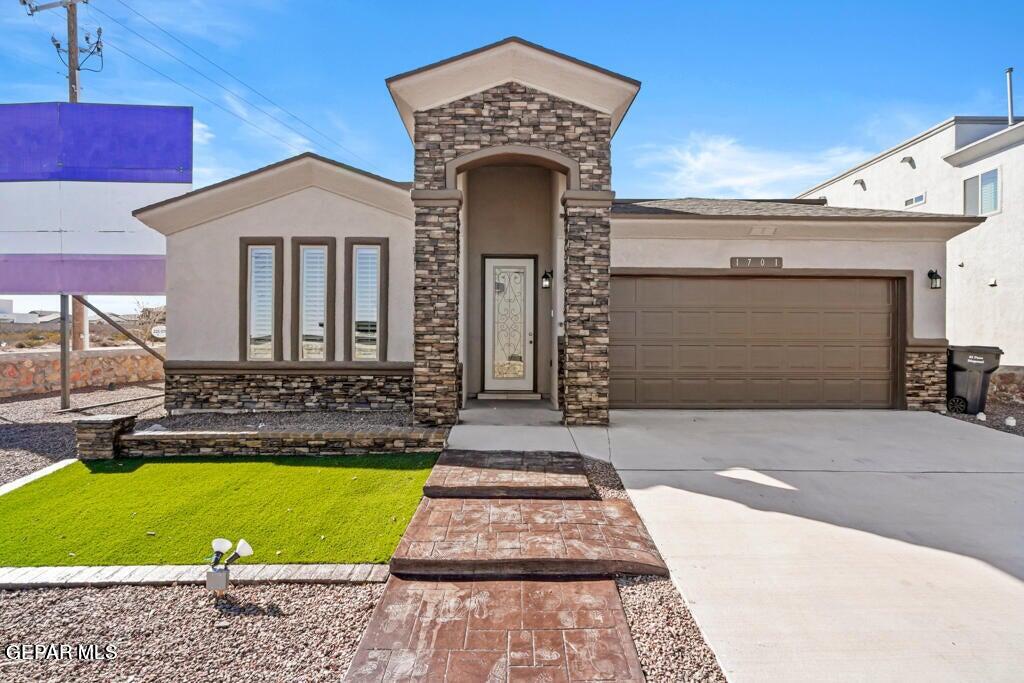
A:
904 193 926 208
239 238 283 361
290 238 336 361
964 169 999 216
344 237 389 361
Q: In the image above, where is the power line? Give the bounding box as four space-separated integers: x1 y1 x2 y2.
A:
103 0 379 171
101 40 308 155
89 3 320 153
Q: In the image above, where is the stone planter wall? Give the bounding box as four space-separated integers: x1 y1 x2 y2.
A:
74 414 137 460
0 347 164 399
905 348 947 411
164 368 412 414
118 428 447 458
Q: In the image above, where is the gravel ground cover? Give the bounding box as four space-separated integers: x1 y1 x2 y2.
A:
945 398 1024 438
135 408 412 432
0 582 383 683
584 456 726 682
0 383 164 485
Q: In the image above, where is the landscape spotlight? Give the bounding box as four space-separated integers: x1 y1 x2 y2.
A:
224 539 254 567
210 538 232 567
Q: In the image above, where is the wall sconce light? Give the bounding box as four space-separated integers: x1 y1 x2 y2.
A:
927 270 942 289
540 270 553 289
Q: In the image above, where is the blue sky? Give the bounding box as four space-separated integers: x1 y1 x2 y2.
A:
2 0 1021 311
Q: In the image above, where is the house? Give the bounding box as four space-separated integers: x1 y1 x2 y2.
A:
798 109 1023 389
133 37 983 426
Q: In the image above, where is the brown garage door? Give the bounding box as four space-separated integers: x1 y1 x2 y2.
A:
610 276 898 408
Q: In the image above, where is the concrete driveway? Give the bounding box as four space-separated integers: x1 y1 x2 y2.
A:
612 410 1024 682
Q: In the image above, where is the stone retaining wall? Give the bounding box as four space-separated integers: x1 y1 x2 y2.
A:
164 370 412 414
905 349 947 411
74 414 137 460
0 347 164 399
118 428 447 458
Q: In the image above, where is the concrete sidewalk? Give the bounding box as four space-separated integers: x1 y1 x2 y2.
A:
613 410 1024 682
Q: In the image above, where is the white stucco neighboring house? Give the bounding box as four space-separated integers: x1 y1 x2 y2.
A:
798 114 1024 381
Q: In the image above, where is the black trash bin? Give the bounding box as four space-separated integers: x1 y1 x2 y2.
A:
946 345 1002 414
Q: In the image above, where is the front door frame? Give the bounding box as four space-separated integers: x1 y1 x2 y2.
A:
481 254 539 394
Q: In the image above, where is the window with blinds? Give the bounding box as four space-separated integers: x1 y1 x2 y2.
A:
247 246 275 360
964 169 999 216
352 245 380 360
299 245 327 360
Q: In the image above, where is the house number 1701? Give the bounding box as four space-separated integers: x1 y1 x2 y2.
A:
730 257 783 269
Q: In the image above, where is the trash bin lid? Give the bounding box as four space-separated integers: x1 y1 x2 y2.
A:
948 345 1003 354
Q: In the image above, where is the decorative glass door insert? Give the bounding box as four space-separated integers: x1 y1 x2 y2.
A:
483 257 535 392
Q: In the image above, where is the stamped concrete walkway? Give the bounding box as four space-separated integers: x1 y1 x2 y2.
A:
424 450 594 499
345 448 660 681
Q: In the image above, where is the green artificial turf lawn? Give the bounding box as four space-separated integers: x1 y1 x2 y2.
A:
0 454 437 567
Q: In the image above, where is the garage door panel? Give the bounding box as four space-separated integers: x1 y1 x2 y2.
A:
675 311 711 337
750 345 785 370
610 310 636 338
639 345 674 369
639 311 674 337
610 276 898 409
713 345 748 370
713 311 748 336
786 345 822 370
822 346 859 370
676 345 712 369
610 277 637 307
860 312 893 337
784 311 821 336
609 345 637 371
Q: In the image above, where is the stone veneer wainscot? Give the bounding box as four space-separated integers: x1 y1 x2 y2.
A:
905 348 947 411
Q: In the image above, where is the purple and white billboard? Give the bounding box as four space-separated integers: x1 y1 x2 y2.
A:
0 102 192 295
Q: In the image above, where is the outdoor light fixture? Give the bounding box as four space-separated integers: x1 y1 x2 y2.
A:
541 270 553 289
927 270 942 289
210 538 232 567
224 539 254 567
206 538 254 595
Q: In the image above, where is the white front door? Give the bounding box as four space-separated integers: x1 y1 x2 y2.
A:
484 257 535 392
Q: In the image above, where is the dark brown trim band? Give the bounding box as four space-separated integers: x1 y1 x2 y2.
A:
290 237 337 361
344 237 390 362
239 237 284 361
164 360 412 376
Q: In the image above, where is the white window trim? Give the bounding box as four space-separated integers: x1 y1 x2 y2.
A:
964 166 1002 217
904 192 927 209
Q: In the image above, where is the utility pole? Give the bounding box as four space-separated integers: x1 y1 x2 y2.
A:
19 0 102 405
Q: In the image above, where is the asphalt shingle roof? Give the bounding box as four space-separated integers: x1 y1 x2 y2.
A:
611 198 970 220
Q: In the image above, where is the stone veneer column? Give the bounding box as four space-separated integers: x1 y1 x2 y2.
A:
562 192 613 426
904 348 947 411
411 192 462 426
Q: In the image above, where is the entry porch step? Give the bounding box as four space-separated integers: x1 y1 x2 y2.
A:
475 392 543 400
344 577 644 681
390 498 668 578
423 450 595 499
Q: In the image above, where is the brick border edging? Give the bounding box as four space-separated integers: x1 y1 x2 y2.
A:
0 563 389 590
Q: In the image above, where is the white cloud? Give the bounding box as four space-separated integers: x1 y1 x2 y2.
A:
223 92 311 155
633 133 870 199
192 119 214 145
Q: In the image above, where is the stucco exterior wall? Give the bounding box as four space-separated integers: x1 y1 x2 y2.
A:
464 165 556 397
166 186 414 362
610 226 948 341
799 121 1023 364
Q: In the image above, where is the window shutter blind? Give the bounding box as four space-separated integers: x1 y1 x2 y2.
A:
352 246 380 360
980 170 999 214
248 246 275 360
300 246 327 360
